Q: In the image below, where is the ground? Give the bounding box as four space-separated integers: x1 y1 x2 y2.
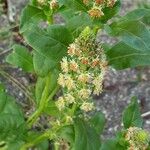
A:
0 0 150 139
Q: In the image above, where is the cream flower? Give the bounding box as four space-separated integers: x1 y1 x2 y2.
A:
65 94 75 104
58 73 65 87
78 73 90 83
66 116 73 124
55 97 65 111
61 57 69 73
79 89 91 99
69 60 78 72
50 0 59 9
68 43 76 56
80 102 94 112
93 75 103 95
125 127 150 150
65 75 75 90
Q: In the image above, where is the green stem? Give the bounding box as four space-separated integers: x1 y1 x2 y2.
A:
20 130 52 150
27 76 59 127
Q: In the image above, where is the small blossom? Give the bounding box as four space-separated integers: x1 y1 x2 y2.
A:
50 0 59 9
66 116 73 124
65 75 75 90
80 57 89 65
91 58 100 68
61 57 69 73
37 0 46 5
79 89 91 99
78 73 90 83
68 44 76 56
65 94 75 104
80 102 94 112
95 0 105 5
107 0 117 7
93 75 103 95
83 0 89 5
125 127 150 150
55 97 65 111
69 60 78 72
88 7 104 18
58 73 65 87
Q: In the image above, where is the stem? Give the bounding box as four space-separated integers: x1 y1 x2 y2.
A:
20 130 52 150
0 69 35 105
27 75 59 127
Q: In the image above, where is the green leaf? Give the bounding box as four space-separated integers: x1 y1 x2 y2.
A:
122 97 143 129
107 20 150 69
122 8 150 22
58 125 75 144
73 119 101 150
59 0 88 11
0 92 26 150
107 41 150 69
90 112 105 134
20 5 46 33
100 139 126 150
6 44 34 72
100 0 121 23
35 70 59 105
33 51 58 76
23 24 73 63
44 101 59 117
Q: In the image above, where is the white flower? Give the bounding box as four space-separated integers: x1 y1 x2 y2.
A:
61 57 69 73
68 43 76 56
79 89 91 99
58 73 65 87
65 94 75 104
69 60 78 72
78 73 90 83
93 75 103 95
55 97 65 111
65 75 75 90
66 116 73 124
80 102 94 112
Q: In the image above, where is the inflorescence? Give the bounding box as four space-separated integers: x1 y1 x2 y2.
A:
125 127 150 150
56 27 107 120
83 0 118 18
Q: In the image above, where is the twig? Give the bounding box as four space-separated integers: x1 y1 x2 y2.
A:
142 111 150 118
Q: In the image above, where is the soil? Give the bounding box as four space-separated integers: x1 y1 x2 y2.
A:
0 0 150 139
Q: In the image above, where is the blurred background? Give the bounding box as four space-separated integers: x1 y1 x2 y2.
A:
0 0 150 138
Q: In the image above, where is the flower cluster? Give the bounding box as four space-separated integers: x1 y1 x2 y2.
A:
56 27 107 116
125 127 150 150
37 0 59 10
83 0 118 18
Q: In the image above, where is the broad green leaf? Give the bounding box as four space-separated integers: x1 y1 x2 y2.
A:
90 112 105 134
35 70 59 105
20 5 46 33
73 119 101 150
123 8 150 22
57 125 75 144
44 101 59 117
33 51 58 77
58 0 88 11
26 132 49 150
107 21 150 69
122 97 143 129
107 41 150 69
6 44 34 72
100 0 121 23
23 24 73 63
0 92 26 150
100 139 126 150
